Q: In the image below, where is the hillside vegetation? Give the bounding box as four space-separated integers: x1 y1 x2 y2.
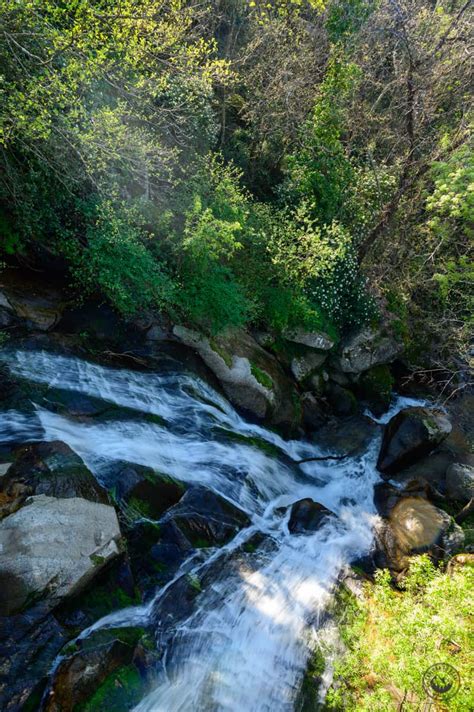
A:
0 1 472 365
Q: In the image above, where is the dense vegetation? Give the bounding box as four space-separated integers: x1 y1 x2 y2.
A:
0 1 472 363
326 556 474 710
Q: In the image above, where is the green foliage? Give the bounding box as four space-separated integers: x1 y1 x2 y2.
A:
427 141 474 328
68 201 176 318
284 56 360 227
250 364 273 390
327 557 474 710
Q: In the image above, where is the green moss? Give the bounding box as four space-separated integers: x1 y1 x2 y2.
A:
77 664 144 712
359 364 393 400
193 537 212 548
145 412 168 427
250 363 273 389
213 426 283 458
297 646 326 712
127 496 153 519
79 626 147 652
90 554 106 567
186 573 202 592
210 339 233 368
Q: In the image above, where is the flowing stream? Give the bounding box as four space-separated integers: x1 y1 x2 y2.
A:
0 348 418 711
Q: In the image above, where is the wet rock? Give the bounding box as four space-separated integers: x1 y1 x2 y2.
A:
301 391 327 431
173 326 300 431
0 441 109 518
357 364 394 416
288 498 333 534
313 415 379 456
43 627 149 712
446 463 474 503
326 383 357 418
335 327 402 374
55 555 139 633
126 518 193 595
114 463 185 520
283 328 334 351
0 601 69 711
377 407 452 476
0 363 17 404
163 485 250 548
0 495 122 615
376 497 455 572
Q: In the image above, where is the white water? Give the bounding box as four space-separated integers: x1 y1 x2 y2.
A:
0 348 398 711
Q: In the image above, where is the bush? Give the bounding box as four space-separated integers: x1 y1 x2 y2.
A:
327 556 474 710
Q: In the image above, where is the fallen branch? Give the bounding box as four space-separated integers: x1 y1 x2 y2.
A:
455 498 474 525
295 451 356 464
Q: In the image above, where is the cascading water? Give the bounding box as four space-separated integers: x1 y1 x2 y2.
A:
0 348 415 711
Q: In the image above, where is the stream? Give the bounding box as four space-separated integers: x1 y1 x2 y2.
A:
0 347 418 711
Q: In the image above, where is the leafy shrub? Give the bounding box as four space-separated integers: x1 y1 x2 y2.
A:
327 556 474 710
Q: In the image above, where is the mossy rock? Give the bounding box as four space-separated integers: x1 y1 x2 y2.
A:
297 646 326 712
358 364 394 416
55 557 141 632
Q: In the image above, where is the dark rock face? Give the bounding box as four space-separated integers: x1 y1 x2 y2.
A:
312 415 379 456
357 364 394 416
42 626 151 712
162 486 250 548
301 391 327 431
288 498 333 534
0 556 140 712
0 441 109 519
326 383 357 418
377 407 452 476
115 463 185 520
446 463 474 503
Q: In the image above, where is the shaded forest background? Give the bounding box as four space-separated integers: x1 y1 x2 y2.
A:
0 0 472 378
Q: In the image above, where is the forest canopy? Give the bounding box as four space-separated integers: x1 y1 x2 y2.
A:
0 0 472 366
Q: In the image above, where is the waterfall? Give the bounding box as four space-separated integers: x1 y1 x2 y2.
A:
0 348 399 711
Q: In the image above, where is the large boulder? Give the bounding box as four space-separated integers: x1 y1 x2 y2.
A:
376 497 462 573
377 407 452 476
334 327 402 374
446 463 474 503
162 485 250 548
173 326 300 430
283 328 334 351
0 441 109 519
0 273 65 331
288 498 333 534
0 495 122 615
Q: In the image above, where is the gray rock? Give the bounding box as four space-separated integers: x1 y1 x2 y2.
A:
283 328 334 351
0 495 121 615
377 407 452 476
446 463 474 502
173 325 299 430
290 351 327 382
335 327 402 374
